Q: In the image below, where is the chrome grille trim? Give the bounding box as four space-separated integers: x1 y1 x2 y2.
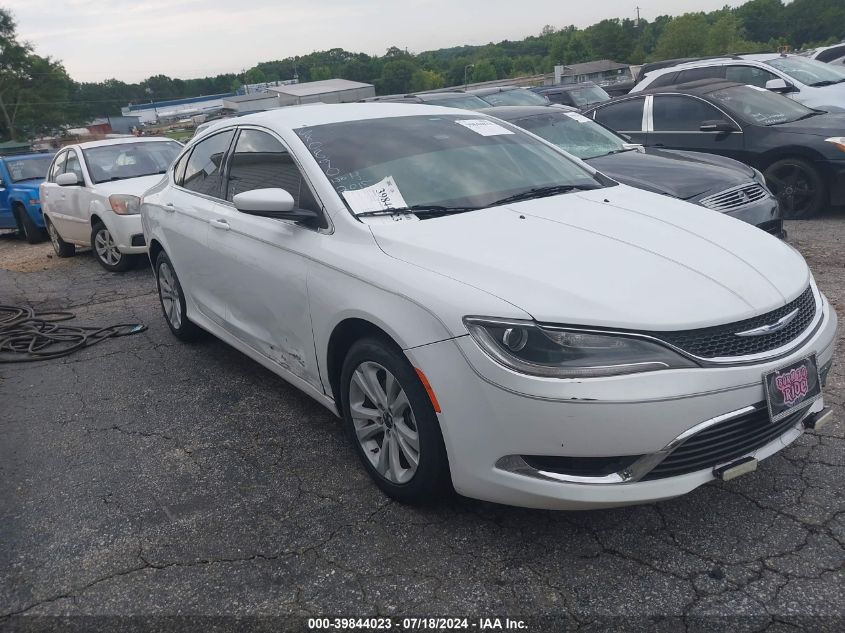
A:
699 183 769 212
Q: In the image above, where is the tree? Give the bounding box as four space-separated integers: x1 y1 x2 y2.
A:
471 60 497 82
654 13 711 59
379 59 417 94
409 69 445 92
244 68 266 84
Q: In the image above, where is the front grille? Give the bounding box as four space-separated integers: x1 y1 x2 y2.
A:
642 405 804 481
654 286 816 359
699 183 769 212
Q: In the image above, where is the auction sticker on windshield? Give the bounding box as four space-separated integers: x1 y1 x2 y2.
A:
763 354 822 422
342 175 409 215
455 119 514 136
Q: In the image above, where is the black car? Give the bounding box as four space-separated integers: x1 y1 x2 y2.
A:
360 92 489 109
530 82 611 109
467 85 550 107
584 79 845 218
481 105 783 236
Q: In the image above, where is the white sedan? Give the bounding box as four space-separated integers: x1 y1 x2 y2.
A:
40 138 182 271
141 104 838 510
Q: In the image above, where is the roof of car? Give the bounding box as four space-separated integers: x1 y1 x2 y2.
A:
466 85 521 96
198 103 473 134
639 79 747 96
75 136 177 150
479 105 576 120
532 82 600 94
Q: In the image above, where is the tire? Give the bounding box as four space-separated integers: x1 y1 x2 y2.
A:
764 158 827 220
13 204 46 244
340 337 450 504
45 217 75 257
154 251 205 342
91 221 133 272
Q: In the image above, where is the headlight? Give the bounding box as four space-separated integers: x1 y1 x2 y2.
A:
109 194 141 215
464 317 698 378
824 137 845 153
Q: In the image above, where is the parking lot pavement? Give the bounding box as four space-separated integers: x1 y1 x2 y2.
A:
0 218 843 630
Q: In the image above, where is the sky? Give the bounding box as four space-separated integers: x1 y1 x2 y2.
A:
7 0 749 83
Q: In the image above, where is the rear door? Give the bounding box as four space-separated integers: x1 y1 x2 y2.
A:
648 94 746 161
590 96 647 144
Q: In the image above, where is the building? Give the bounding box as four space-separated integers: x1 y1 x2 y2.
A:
222 92 280 114
267 79 375 106
122 93 234 125
554 60 633 86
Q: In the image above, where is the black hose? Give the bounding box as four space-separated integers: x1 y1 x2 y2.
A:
0 304 147 363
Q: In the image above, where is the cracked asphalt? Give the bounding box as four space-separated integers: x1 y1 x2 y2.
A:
0 217 843 632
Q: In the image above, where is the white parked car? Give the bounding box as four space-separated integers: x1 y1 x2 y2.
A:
632 54 845 111
141 104 838 510
800 42 845 67
40 138 182 271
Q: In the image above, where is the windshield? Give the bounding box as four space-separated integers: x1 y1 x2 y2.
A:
514 111 625 159
295 114 602 217
425 95 489 110
708 85 815 126
478 89 549 107
566 85 611 107
765 56 845 86
82 141 182 184
5 155 54 182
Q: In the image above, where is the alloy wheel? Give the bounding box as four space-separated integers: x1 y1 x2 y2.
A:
157 261 182 330
93 228 122 266
349 361 420 484
766 163 816 217
48 222 61 253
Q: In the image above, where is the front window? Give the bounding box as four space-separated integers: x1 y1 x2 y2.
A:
565 85 610 107
295 114 603 217
82 141 182 184
479 89 549 107
765 56 845 86
708 85 815 126
425 95 488 110
513 112 626 159
5 155 54 182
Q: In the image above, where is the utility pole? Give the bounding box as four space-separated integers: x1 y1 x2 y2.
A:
635 6 641 27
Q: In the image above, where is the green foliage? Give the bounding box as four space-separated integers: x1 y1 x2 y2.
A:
2 0 845 141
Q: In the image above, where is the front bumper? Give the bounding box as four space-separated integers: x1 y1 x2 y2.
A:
406 293 838 510
101 212 147 254
723 195 782 237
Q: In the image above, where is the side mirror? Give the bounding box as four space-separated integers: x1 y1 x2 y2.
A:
233 188 318 223
56 172 81 186
700 119 738 133
765 78 797 93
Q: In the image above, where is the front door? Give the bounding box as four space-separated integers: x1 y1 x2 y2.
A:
209 127 325 388
647 95 747 162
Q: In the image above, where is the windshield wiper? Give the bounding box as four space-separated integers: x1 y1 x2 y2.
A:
356 204 479 218
488 184 597 207
809 78 845 87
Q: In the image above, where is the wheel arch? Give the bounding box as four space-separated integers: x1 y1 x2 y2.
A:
148 238 165 267
757 145 828 171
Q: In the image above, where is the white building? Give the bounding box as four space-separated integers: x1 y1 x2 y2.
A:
222 92 280 114
121 93 234 125
268 79 375 106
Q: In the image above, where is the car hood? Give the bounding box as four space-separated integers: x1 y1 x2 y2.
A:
586 149 755 201
91 174 166 197
772 112 845 137
368 186 809 331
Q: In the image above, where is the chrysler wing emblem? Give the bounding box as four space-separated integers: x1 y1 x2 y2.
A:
735 308 799 337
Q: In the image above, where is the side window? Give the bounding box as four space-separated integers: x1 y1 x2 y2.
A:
725 65 778 88
64 150 84 182
49 152 67 182
182 130 235 198
677 66 725 83
653 95 724 132
648 72 680 88
592 98 644 132
225 129 320 213
172 151 189 186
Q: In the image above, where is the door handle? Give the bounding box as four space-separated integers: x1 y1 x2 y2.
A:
652 143 665 148
209 219 230 230
163 203 175 212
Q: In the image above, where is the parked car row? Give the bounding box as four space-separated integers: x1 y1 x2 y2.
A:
586 79 845 218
